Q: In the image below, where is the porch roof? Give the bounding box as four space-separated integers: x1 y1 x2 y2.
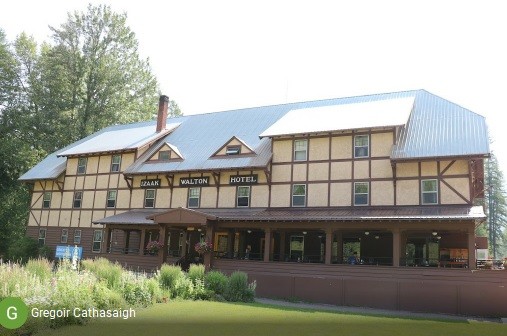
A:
92 205 485 225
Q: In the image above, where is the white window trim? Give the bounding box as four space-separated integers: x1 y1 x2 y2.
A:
111 154 121 172
38 228 46 245
188 187 200 208
354 182 369 206
236 186 250 207
106 190 117 208
92 230 103 253
294 139 308 161
74 229 82 244
61 229 68 243
292 184 307 207
421 179 438 205
77 157 87 174
43 191 52 209
73 191 83 208
354 135 369 158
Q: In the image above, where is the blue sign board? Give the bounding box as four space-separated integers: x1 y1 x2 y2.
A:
55 245 83 259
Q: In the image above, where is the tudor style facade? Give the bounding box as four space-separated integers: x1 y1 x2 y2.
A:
20 91 489 273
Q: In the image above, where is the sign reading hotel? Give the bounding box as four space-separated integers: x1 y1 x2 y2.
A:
180 177 210 187
229 174 258 185
140 179 161 188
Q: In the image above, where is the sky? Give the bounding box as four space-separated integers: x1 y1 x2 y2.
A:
1 0 506 182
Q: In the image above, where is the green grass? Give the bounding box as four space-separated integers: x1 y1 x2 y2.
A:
37 301 506 336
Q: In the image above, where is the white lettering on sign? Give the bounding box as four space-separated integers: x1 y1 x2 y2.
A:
179 177 210 187
229 174 258 185
140 179 161 188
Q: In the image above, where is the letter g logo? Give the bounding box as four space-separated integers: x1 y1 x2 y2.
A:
0 298 28 329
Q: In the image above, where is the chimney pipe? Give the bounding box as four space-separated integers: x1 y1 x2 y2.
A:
156 95 169 133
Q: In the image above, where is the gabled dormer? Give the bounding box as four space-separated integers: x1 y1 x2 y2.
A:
211 136 256 158
148 142 184 162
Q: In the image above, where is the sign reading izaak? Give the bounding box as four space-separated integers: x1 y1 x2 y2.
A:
180 177 210 187
229 174 258 185
140 179 161 188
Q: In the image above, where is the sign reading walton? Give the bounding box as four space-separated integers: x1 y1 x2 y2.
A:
229 174 258 185
180 177 210 187
140 179 161 188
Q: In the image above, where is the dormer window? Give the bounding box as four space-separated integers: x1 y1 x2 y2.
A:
226 146 241 155
159 151 171 160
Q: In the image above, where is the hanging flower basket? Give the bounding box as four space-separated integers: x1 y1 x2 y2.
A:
146 240 164 253
194 240 213 255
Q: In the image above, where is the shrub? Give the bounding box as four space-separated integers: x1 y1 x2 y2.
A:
188 264 205 285
38 245 53 259
172 275 194 299
82 258 122 289
120 271 153 307
25 258 53 281
205 270 228 296
7 236 39 263
158 264 184 292
92 281 126 309
224 271 256 302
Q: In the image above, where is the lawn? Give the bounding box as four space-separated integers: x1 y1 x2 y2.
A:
37 301 506 336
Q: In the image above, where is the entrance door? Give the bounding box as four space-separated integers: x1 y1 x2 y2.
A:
290 235 304 261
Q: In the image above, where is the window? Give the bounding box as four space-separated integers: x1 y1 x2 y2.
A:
38 228 46 246
226 145 241 155
111 154 121 172
73 191 83 208
77 157 87 174
158 151 171 160
42 192 52 209
354 135 369 158
237 186 250 207
92 230 103 253
422 179 438 204
144 189 155 208
294 139 308 161
106 190 117 208
74 230 82 244
61 229 68 243
354 182 369 205
292 184 306 207
188 187 200 208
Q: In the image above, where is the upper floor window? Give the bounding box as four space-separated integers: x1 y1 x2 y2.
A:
61 229 68 244
421 179 438 204
38 228 46 246
292 184 306 207
294 140 308 161
77 157 87 174
92 230 103 253
111 154 121 172
74 229 82 244
144 189 156 208
188 187 200 208
237 186 250 207
354 135 369 158
42 191 52 209
354 182 369 206
226 145 241 155
73 191 83 208
107 190 117 208
158 151 171 160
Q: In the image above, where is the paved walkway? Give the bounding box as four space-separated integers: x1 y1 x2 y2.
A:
255 298 504 323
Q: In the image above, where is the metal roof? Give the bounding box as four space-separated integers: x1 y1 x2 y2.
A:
20 89 490 180
93 205 485 225
260 96 415 137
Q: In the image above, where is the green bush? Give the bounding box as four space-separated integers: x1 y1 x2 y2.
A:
158 264 184 292
92 281 126 309
173 275 194 299
224 271 256 302
120 271 155 307
188 264 205 285
7 236 39 263
38 245 53 259
25 258 53 281
82 258 122 289
205 270 228 296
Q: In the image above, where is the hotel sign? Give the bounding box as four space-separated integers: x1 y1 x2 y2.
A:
140 179 161 188
180 177 210 187
229 174 258 185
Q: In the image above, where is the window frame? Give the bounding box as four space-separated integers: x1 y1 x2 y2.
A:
226 145 241 155
92 230 103 253
73 191 83 208
188 187 201 208
111 154 121 172
294 139 308 161
354 182 369 206
77 157 87 174
421 179 438 205
42 191 52 209
292 184 307 207
237 186 250 207
158 151 171 161
60 228 68 243
106 190 117 208
354 135 369 158
38 228 46 246
73 229 82 244
144 189 156 208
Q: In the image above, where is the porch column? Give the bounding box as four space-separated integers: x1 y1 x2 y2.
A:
325 228 333 265
204 224 214 271
392 228 401 267
181 231 188 258
279 231 286 262
468 225 477 270
335 231 343 263
139 228 146 256
263 228 272 262
102 227 111 253
159 225 167 264
124 230 130 254
227 229 234 258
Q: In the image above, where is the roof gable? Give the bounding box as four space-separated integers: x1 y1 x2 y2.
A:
210 136 255 157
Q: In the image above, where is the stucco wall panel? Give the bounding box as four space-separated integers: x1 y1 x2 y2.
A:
421 162 438 176
440 178 469 204
156 189 171 208
442 160 469 175
371 160 392 178
272 165 291 182
48 211 60 226
371 132 393 157
75 176 84 190
330 162 352 180
85 156 99 174
292 164 307 182
130 190 144 208
270 185 291 207
171 188 187 208
116 190 130 209
98 155 110 173
251 185 269 207
218 186 236 208
309 138 329 161
307 183 329 207
354 161 369 179
330 182 351 206
79 211 92 228
200 187 217 208
331 136 352 159
397 162 419 178
94 191 107 209
308 162 329 181
64 176 76 190
396 180 419 205
121 153 135 171
84 175 97 190
81 191 94 208
67 158 78 175
273 140 292 163
371 181 395 206
61 192 74 209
